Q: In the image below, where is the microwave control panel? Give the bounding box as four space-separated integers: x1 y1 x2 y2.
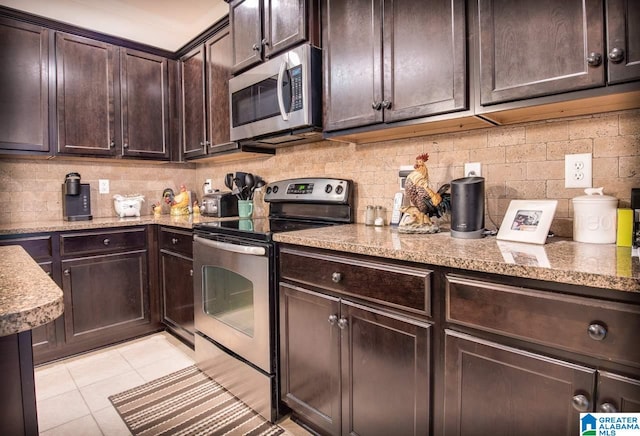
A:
290 65 303 112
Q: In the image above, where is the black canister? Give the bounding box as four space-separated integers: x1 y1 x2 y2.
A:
451 176 485 239
64 172 81 196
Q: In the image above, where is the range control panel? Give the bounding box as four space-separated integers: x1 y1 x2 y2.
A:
264 178 351 203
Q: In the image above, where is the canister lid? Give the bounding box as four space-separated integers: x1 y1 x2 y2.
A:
572 187 617 203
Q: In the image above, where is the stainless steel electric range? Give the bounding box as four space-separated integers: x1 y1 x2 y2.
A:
192 177 354 422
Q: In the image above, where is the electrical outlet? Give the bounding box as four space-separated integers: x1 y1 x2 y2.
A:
564 153 592 188
99 179 110 194
464 162 482 177
398 165 414 190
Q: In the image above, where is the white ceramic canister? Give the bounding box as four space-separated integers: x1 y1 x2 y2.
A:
572 188 618 244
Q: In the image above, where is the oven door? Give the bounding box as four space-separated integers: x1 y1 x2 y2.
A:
193 235 272 373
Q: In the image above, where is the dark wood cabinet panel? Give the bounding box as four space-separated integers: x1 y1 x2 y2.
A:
205 28 234 150
341 300 430 436
160 251 194 345
444 330 595 436
0 17 50 153
180 45 207 159
60 227 146 257
230 0 263 73
606 0 640 84
279 284 341 436
597 371 640 413
120 48 169 159
56 32 118 156
478 0 605 105
323 0 383 131
382 0 466 122
263 0 307 58
61 250 149 344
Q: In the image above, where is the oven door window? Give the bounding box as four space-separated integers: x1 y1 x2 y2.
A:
202 266 254 337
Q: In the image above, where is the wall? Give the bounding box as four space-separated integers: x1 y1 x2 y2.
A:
1 109 638 237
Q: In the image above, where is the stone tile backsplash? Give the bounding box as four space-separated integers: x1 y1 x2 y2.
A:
1 109 638 238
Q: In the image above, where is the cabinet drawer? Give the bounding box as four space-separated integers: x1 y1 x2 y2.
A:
446 275 640 367
159 227 193 257
0 235 52 260
280 248 431 317
60 227 146 256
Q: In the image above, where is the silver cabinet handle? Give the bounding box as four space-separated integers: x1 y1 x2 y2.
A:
103 238 110 246
252 43 260 51
598 402 618 413
109 140 115 148
261 38 269 47
587 52 602 66
572 394 590 412
337 318 348 330
587 323 607 341
381 100 392 109
608 47 624 63
189 269 193 277
172 238 179 244
123 143 129 149
63 269 70 276
372 101 382 110
331 272 342 283
328 314 338 325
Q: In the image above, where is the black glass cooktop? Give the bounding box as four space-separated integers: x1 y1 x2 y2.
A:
193 217 343 241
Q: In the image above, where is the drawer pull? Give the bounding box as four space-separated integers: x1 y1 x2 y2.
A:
190 269 193 277
571 394 590 412
598 402 618 413
587 323 607 341
328 314 338 325
172 238 179 244
63 269 70 276
337 318 348 330
331 272 342 283
103 238 110 246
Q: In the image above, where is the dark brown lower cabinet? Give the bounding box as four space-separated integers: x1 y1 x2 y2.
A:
280 283 431 436
160 252 194 345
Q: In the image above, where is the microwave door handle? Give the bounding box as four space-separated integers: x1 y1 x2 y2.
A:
194 235 266 256
276 59 289 121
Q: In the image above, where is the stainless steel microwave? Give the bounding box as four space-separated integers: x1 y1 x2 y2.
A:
229 44 322 146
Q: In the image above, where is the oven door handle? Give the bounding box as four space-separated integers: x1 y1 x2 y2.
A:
276 59 289 121
194 235 266 256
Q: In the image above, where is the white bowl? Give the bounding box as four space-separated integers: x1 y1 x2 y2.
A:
113 194 145 218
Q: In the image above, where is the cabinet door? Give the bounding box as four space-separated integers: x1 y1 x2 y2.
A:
279 284 341 436
160 251 194 345
31 262 59 357
56 32 118 155
120 49 170 159
61 251 149 344
231 0 264 73
606 0 640 84
443 330 595 436
341 300 430 436
323 0 383 131
205 28 234 152
478 0 605 105
180 45 207 159
383 0 466 122
597 371 640 412
263 0 306 58
0 18 49 153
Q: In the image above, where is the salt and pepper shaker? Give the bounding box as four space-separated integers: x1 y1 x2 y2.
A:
374 205 386 226
365 205 375 226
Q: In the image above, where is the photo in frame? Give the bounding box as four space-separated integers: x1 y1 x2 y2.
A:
496 200 558 244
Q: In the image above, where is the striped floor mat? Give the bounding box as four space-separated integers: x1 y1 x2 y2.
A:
109 365 284 436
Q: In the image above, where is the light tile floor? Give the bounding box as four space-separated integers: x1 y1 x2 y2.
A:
34 332 311 435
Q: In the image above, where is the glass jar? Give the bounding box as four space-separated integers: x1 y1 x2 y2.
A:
365 205 375 226
374 205 386 226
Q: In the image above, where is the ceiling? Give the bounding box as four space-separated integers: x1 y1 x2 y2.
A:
0 0 229 51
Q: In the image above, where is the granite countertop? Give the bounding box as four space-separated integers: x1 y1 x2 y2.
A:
0 246 64 337
0 214 233 235
273 224 640 293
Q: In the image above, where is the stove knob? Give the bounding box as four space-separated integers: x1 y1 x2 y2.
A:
325 184 333 194
335 185 344 195
273 185 279 193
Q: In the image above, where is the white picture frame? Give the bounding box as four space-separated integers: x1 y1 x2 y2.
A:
496 200 558 245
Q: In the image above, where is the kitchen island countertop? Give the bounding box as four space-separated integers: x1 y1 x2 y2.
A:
0 246 64 337
273 224 640 293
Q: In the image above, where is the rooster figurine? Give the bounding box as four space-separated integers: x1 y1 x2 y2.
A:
399 153 451 233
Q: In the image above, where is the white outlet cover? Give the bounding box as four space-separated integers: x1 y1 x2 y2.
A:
99 179 110 194
564 153 592 188
464 162 482 177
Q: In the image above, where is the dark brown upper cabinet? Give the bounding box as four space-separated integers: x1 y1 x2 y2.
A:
120 49 170 159
180 28 241 160
323 0 467 132
56 33 170 159
0 18 50 154
606 0 640 84
478 0 606 105
230 0 315 74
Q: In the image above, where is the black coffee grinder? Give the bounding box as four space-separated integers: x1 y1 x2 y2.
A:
62 172 92 221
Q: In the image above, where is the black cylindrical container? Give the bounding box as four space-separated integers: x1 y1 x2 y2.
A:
451 176 485 239
64 172 81 196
